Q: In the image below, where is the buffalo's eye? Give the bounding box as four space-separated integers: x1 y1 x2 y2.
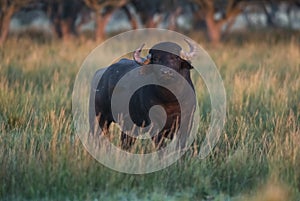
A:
169 55 179 61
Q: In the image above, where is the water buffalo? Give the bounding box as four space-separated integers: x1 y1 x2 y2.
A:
89 40 196 150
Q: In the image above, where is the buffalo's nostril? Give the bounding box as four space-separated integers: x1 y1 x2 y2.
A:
159 69 174 80
160 69 167 74
160 69 173 75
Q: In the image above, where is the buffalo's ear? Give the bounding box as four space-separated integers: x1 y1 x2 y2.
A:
181 60 193 69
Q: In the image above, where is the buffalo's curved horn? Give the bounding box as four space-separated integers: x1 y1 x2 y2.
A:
180 39 197 61
133 43 151 65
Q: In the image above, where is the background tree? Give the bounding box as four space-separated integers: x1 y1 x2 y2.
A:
1 0 299 44
130 0 163 28
84 0 128 41
0 0 36 46
159 0 183 30
191 0 246 44
45 0 83 41
263 0 300 29
121 4 138 30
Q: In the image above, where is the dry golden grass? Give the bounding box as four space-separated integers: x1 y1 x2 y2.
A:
0 34 299 200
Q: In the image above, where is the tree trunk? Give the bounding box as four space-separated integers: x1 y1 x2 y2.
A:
95 11 113 42
51 17 62 38
205 12 222 45
145 15 161 28
50 17 77 41
47 1 81 41
168 8 181 31
263 2 277 28
61 18 77 41
0 5 15 46
145 18 156 28
61 19 71 41
123 6 138 29
129 16 138 29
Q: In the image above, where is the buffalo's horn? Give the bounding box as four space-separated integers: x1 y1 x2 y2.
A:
180 39 197 61
133 43 151 65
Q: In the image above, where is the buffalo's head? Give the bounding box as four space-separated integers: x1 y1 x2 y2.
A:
133 40 196 81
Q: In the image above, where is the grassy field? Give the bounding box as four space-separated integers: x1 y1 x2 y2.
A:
0 32 300 200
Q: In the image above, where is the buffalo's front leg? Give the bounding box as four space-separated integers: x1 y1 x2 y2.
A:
120 132 136 150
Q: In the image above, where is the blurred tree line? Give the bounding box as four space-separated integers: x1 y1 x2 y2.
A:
0 0 299 46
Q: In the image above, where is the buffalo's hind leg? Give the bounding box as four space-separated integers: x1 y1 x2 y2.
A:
152 133 164 150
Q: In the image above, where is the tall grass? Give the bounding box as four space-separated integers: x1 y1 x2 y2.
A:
0 35 299 200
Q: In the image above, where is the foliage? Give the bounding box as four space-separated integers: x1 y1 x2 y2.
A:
0 0 36 45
